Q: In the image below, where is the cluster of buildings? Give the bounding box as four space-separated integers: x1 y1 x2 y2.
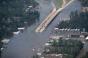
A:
51 28 88 41
34 28 88 58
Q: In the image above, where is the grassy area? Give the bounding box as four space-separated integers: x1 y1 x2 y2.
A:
54 0 71 9
54 0 63 9
66 0 71 3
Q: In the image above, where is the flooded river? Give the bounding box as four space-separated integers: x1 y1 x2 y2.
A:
2 0 81 58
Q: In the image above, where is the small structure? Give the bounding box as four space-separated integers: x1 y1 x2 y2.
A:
54 28 59 30
81 7 88 12
37 52 42 56
28 6 33 8
44 54 63 58
45 43 51 46
1 39 10 44
13 31 20 35
85 36 88 40
49 36 63 39
40 57 44 58
18 27 25 31
18 27 25 30
1 48 4 51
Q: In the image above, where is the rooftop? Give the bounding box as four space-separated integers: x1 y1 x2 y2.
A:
81 7 88 12
43 54 63 58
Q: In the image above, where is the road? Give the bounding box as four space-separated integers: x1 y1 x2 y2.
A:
2 0 81 58
35 6 56 32
35 0 76 32
35 2 56 32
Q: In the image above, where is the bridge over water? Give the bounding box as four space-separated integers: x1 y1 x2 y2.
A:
35 0 75 32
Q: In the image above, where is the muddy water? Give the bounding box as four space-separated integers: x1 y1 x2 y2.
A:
2 0 81 58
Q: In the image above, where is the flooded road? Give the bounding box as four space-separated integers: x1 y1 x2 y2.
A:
2 0 81 58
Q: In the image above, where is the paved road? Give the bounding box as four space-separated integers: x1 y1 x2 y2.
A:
35 6 56 32
2 0 81 58
35 0 75 32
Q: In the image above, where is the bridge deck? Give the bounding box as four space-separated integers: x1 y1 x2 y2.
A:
35 0 74 32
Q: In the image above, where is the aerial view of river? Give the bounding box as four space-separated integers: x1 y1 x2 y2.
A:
2 0 81 58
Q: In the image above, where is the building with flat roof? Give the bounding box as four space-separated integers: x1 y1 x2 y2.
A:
81 7 88 12
50 28 88 41
44 54 63 58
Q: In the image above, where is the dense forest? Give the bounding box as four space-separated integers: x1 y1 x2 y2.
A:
0 0 39 39
0 0 39 57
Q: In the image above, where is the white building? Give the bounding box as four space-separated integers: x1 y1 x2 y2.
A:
1 39 10 44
